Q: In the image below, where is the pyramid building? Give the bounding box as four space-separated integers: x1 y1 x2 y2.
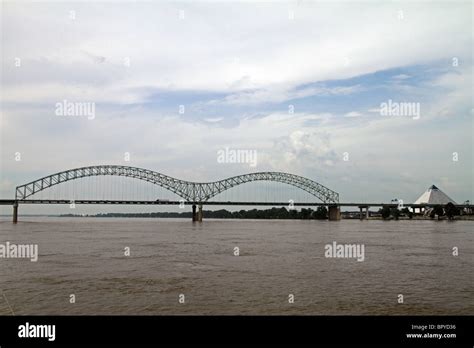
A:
414 185 457 205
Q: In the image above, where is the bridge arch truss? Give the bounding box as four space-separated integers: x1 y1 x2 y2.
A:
15 165 339 204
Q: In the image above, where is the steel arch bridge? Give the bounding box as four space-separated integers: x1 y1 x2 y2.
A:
15 165 339 204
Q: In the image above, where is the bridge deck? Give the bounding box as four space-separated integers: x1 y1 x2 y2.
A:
0 199 470 208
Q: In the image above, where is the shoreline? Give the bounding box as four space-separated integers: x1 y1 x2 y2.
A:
1 215 471 221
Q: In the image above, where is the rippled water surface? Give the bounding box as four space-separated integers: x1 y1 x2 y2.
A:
0 217 472 315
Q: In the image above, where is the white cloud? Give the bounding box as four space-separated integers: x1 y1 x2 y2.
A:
207 84 363 106
204 117 224 123
1 2 471 105
392 74 411 80
344 111 362 118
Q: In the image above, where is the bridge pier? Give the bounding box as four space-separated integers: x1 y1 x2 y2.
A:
328 205 340 221
358 206 369 220
197 204 203 222
192 204 197 222
13 201 18 223
192 204 203 222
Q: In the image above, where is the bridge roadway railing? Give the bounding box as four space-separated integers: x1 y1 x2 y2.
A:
2 199 471 208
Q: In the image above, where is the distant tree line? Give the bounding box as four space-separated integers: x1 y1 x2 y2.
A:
60 202 467 220
201 206 329 219
62 206 330 220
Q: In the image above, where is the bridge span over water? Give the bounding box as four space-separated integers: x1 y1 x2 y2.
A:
1 165 469 223
4 165 341 222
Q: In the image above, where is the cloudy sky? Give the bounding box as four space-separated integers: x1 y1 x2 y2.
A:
0 0 472 212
